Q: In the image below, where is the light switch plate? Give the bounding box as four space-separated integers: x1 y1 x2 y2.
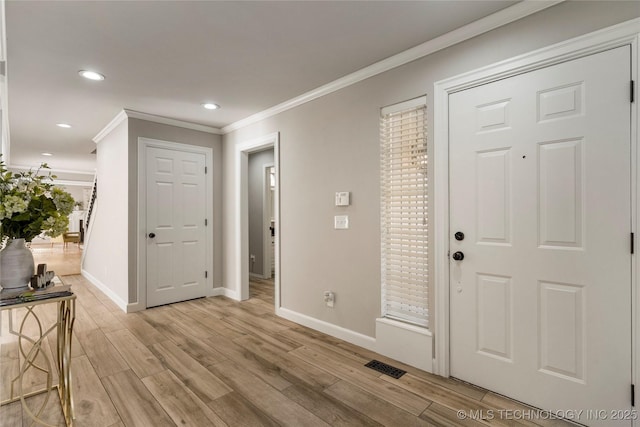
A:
334 215 349 229
335 192 350 206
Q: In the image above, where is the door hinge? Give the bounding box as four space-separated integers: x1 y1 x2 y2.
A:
205 219 208 226
205 166 208 174
632 233 635 254
632 80 635 103
632 384 635 406
205 271 208 278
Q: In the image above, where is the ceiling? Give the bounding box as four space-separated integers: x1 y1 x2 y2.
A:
5 0 520 173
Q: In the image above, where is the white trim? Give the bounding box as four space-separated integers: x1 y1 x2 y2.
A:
9 165 95 175
93 109 222 144
81 268 128 312
249 272 264 280
375 317 433 372
208 287 225 297
0 0 7 63
263 162 275 280
632 30 639 410
126 302 144 313
277 307 377 352
137 137 214 309
221 1 561 134
210 286 239 300
52 179 93 187
234 132 280 305
93 110 127 143
0 74 10 165
433 18 640 377
124 109 222 135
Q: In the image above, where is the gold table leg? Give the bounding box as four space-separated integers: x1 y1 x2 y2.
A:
1 298 76 426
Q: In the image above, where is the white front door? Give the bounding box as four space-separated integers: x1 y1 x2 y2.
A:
449 46 632 424
146 146 207 307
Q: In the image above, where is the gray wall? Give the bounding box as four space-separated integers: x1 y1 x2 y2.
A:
128 118 223 303
248 149 274 276
223 2 640 337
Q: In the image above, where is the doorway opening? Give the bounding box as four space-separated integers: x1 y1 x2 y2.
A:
235 132 280 307
248 149 275 299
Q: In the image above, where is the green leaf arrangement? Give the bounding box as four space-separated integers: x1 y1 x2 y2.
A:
0 154 75 242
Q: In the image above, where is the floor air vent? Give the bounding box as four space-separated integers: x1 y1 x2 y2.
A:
365 360 406 379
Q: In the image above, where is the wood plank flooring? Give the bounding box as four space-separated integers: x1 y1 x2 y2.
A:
30 243 83 277
0 276 573 427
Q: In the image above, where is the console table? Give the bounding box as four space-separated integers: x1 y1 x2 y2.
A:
0 279 76 426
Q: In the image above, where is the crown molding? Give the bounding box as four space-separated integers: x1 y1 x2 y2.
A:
93 109 222 143
222 0 563 134
123 109 222 135
93 110 128 143
9 164 96 175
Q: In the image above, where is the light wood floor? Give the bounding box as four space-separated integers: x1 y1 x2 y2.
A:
30 243 83 276
0 275 573 427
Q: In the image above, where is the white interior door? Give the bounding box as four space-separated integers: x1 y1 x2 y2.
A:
146 146 207 307
449 46 632 424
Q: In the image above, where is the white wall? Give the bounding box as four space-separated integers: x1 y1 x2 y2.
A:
82 119 129 309
222 1 640 349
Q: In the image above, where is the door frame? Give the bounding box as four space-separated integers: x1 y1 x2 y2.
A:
433 19 639 378
136 137 214 309
234 132 280 304
263 162 275 280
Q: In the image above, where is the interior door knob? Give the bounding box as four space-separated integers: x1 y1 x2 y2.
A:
452 251 464 261
148 232 156 238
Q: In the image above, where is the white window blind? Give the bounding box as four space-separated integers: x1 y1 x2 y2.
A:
380 97 429 328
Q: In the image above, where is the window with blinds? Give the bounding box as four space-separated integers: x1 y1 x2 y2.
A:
380 96 429 328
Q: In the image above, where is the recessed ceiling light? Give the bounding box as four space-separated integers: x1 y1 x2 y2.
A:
41 152 53 156
202 103 220 110
78 70 105 81
56 123 72 128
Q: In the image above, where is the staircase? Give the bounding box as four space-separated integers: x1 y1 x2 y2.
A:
85 177 97 229
81 176 97 269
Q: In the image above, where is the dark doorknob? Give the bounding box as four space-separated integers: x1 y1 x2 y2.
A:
452 251 464 261
148 233 156 238
454 231 465 241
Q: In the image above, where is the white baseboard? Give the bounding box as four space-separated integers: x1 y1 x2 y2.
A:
208 286 240 300
209 287 225 297
80 269 128 312
276 307 376 352
126 302 144 313
375 317 433 372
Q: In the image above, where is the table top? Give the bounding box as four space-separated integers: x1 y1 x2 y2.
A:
0 276 74 309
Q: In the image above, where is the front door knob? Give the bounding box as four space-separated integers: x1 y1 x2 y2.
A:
452 251 464 261
148 232 156 238
454 231 465 241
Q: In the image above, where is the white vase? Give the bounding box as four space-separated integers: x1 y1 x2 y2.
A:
0 239 35 290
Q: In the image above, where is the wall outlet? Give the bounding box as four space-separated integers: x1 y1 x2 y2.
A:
324 291 335 308
334 215 349 229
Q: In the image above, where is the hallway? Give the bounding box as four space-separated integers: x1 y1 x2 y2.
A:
0 274 573 426
30 242 82 277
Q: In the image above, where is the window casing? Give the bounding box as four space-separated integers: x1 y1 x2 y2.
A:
380 97 429 328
